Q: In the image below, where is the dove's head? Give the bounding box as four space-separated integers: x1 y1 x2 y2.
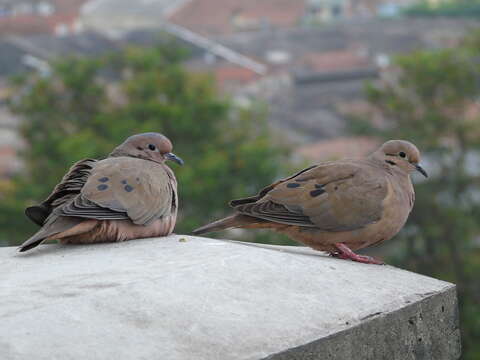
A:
110 133 184 166
373 140 427 178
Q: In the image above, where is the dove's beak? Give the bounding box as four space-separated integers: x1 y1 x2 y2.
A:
165 152 184 166
415 164 428 178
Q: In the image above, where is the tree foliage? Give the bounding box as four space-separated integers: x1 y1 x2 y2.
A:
349 31 480 359
0 42 288 246
405 0 480 17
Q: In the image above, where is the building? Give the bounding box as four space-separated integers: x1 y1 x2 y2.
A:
210 17 478 148
168 0 306 36
0 0 87 36
0 13 477 175
296 136 379 162
80 0 182 32
81 0 421 37
168 0 420 35
0 31 119 177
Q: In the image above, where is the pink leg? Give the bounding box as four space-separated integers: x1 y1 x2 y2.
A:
331 243 384 265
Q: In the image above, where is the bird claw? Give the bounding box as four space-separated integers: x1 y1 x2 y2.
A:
349 254 384 265
330 243 385 265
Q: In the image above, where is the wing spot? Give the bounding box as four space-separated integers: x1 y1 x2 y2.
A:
287 183 300 188
97 184 108 191
124 185 134 192
314 184 324 189
310 189 325 197
98 177 109 183
121 179 127 184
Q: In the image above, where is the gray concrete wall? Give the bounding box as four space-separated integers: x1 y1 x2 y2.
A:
0 235 460 360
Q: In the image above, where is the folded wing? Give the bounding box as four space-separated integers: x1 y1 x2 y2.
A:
59 157 176 226
25 159 98 226
233 162 388 232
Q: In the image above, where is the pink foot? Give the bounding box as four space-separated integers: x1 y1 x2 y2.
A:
330 243 385 265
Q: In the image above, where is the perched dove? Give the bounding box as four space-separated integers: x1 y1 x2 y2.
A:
18 133 183 252
193 140 427 265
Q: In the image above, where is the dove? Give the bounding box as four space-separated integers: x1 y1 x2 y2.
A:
193 140 427 265
18 133 183 252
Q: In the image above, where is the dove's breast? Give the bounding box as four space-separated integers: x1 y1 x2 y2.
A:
347 174 413 250
272 172 415 252
58 215 177 245
371 175 414 241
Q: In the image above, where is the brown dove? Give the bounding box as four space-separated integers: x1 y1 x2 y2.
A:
193 140 427 265
18 133 183 252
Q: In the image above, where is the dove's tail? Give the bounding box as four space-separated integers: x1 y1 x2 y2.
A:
18 216 84 252
192 214 268 235
18 224 62 252
18 231 50 252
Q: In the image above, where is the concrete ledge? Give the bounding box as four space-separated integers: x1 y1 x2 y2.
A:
0 235 460 360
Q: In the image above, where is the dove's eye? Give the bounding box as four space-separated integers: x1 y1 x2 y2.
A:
399 152 406 158
148 144 156 151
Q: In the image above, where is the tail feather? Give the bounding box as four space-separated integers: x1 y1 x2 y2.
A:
25 204 51 226
18 238 45 252
192 215 240 235
18 228 53 252
192 214 267 235
18 216 82 252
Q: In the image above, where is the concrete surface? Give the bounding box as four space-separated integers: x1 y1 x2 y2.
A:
0 235 460 360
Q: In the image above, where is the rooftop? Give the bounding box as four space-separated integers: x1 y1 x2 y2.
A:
0 0 87 35
296 136 379 162
168 0 306 36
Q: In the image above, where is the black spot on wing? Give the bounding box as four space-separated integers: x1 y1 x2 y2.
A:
310 189 325 197
98 177 109 183
124 185 134 192
97 184 108 191
121 179 127 184
287 183 300 188
314 184 324 189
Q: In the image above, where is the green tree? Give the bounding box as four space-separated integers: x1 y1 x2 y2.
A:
405 0 480 17
0 42 288 246
349 32 480 359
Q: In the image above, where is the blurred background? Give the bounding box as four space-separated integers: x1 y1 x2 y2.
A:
0 0 479 358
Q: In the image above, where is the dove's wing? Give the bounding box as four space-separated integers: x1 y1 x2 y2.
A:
25 159 98 226
54 157 176 226
232 161 388 232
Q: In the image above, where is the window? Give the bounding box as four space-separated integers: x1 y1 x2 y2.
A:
37 2 54 16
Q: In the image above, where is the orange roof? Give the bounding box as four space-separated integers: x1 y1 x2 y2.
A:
296 136 380 162
214 65 260 89
168 0 306 35
0 14 78 35
300 50 371 73
0 0 87 35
